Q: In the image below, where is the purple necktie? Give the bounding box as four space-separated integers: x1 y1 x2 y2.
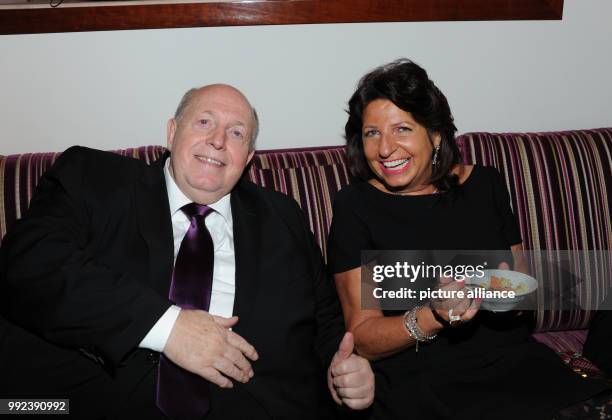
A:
157 203 214 420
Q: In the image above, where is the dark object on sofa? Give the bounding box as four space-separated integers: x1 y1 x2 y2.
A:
584 291 612 375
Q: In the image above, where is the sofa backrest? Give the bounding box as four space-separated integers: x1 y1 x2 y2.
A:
1 128 610 331
457 129 612 331
0 146 165 240
246 146 349 260
458 130 611 251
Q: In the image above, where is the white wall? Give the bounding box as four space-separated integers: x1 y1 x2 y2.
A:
0 0 610 155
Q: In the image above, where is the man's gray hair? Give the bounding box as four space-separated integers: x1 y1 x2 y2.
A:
174 87 259 150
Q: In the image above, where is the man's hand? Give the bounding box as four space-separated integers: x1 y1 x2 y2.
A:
328 332 375 410
162 309 258 388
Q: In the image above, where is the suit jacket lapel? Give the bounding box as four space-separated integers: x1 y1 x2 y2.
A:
135 152 174 298
231 180 262 329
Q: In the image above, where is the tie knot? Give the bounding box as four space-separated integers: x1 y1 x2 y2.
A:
181 203 213 221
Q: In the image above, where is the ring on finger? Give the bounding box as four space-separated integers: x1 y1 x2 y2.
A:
448 309 462 327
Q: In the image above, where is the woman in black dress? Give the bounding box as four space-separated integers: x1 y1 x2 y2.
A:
328 59 608 419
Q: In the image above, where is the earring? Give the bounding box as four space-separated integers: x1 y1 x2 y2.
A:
432 145 440 166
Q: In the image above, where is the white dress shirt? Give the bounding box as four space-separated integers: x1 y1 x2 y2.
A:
139 160 236 352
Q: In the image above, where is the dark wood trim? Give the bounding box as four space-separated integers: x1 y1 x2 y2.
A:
545 0 565 16
0 0 564 35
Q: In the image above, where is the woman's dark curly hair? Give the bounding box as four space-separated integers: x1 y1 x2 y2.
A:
345 58 461 192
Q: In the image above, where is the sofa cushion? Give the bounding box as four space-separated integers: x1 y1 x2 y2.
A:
532 330 601 377
1 130 610 336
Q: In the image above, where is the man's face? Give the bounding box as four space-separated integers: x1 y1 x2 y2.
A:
167 85 255 204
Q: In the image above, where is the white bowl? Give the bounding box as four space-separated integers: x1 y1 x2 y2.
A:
466 269 538 312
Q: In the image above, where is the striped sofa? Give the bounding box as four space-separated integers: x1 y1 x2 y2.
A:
1 128 611 374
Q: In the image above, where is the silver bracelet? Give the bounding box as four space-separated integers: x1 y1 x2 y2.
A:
403 306 437 351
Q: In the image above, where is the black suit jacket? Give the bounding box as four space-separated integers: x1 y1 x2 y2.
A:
0 146 344 419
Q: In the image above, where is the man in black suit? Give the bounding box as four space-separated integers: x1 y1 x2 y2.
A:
0 84 374 419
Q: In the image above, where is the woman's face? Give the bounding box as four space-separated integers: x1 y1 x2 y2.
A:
362 99 440 195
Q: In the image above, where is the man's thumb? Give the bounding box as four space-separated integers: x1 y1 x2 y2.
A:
334 332 354 363
213 315 239 328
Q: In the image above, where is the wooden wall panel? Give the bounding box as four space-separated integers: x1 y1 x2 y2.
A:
0 0 564 35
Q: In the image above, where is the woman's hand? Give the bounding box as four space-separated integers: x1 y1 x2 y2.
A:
430 277 481 327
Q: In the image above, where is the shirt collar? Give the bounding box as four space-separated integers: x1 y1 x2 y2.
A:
163 159 232 224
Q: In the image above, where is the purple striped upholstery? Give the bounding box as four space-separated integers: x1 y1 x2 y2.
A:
532 330 588 353
0 146 166 240
1 128 610 362
458 129 612 332
532 330 600 375
247 146 349 260
457 130 612 251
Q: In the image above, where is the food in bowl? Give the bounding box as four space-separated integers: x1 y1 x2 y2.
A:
467 269 538 311
484 275 528 294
